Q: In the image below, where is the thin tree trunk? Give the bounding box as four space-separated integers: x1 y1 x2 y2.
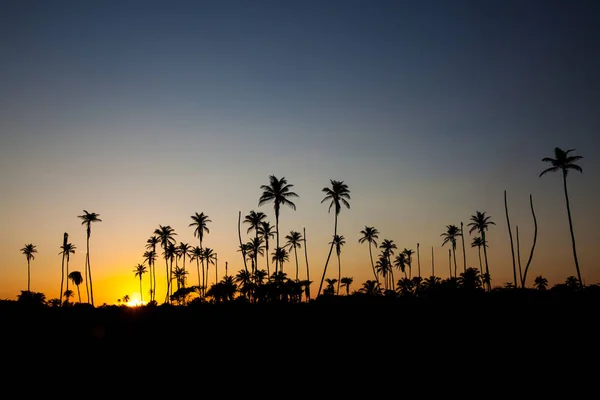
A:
303 227 311 301
482 232 491 291
521 194 538 288
139 276 143 302
448 249 451 278
27 260 31 292
504 190 518 288
318 213 337 296
369 242 379 286
516 226 522 288
417 243 421 278
460 222 467 274
563 172 583 287
238 211 248 274
431 246 435 277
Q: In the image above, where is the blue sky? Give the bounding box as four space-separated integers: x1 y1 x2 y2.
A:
1 0 599 304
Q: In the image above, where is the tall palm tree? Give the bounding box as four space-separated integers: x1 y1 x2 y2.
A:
258 175 298 273
153 225 177 304
133 263 147 302
285 230 303 281
539 147 584 287
330 234 346 295
379 239 397 290
203 247 216 287
67 271 83 303
77 210 102 306
460 222 467 275
302 227 311 301
20 243 37 292
468 211 495 291
142 249 157 302
402 248 414 279
177 242 192 283
146 235 160 301
470 236 486 277
441 224 460 278
189 212 211 292
244 210 267 271
318 179 350 296
59 232 68 305
257 221 276 278
190 246 204 292
359 226 380 287
59 241 76 304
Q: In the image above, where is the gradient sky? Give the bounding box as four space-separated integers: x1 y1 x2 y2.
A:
2 0 599 305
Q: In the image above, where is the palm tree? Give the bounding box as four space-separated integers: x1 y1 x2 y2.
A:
20 243 37 292
379 239 397 290
189 212 211 292
468 211 495 291
441 224 460 278
146 235 160 301
203 247 216 287
359 226 380 287
533 275 548 291
177 242 192 284
330 234 346 295
133 263 147 302
272 247 289 274
68 271 83 303
402 248 415 279
190 246 204 292
153 225 177 303
285 230 303 281
59 232 68 305
318 179 350 296
460 221 467 275
244 210 267 272
77 210 101 306
539 147 584 287
340 277 353 295
470 236 486 277
258 175 298 273
257 221 276 277
59 241 76 304
143 249 157 302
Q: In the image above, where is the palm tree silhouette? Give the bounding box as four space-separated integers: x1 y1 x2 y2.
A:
402 248 414 279
176 242 192 283
533 275 548 291
470 236 486 277
379 239 397 290
460 222 467 275
20 243 37 292
189 212 211 293
467 211 495 291
539 147 584 287
59 232 68 305
359 226 380 287
59 241 76 305
271 247 289 275
244 210 267 272
77 210 101 306
145 235 160 301
133 263 147 302
340 276 353 295
153 225 177 303
203 247 216 287
190 246 204 293
258 175 298 274
318 179 350 296
330 234 346 295
143 249 157 301
68 270 83 303
257 221 276 278
441 224 460 278
285 230 303 281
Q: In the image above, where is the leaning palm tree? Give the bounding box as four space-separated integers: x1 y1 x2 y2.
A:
20 243 37 292
441 224 460 278
468 211 495 291
359 226 380 287
77 210 102 306
68 271 83 303
258 175 298 274
133 263 147 302
330 234 346 295
539 147 584 287
153 225 177 304
285 230 303 281
189 212 211 293
318 179 350 296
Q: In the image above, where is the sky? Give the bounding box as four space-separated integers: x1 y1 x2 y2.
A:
1 0 599 305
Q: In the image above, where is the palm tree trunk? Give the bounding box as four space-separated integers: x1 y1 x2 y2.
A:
337 252 341 295
563 172 583 287
139 277 143 302
482 232 491 291
448 249 452 278
417 243 421 278
516 226 523 287
88 235 95 307
504 190 518 288
238 211 248 274
521 194 538 288
369 243 379 286
318 214 337 296
460 222 467 275
303 227 310 301
431 246 435 277
452 247 457 278
27 260 31 292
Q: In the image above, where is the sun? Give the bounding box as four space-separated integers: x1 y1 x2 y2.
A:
126 299 147 307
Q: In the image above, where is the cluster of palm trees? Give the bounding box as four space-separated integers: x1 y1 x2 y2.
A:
19 147 586 305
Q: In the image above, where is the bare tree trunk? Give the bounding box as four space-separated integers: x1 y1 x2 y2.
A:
521 194 538 288
504 190 518 288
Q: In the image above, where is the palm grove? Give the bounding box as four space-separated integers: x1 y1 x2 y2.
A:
17 147 589 306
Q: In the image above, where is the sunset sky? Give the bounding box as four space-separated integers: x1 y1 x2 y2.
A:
1 0 599 305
